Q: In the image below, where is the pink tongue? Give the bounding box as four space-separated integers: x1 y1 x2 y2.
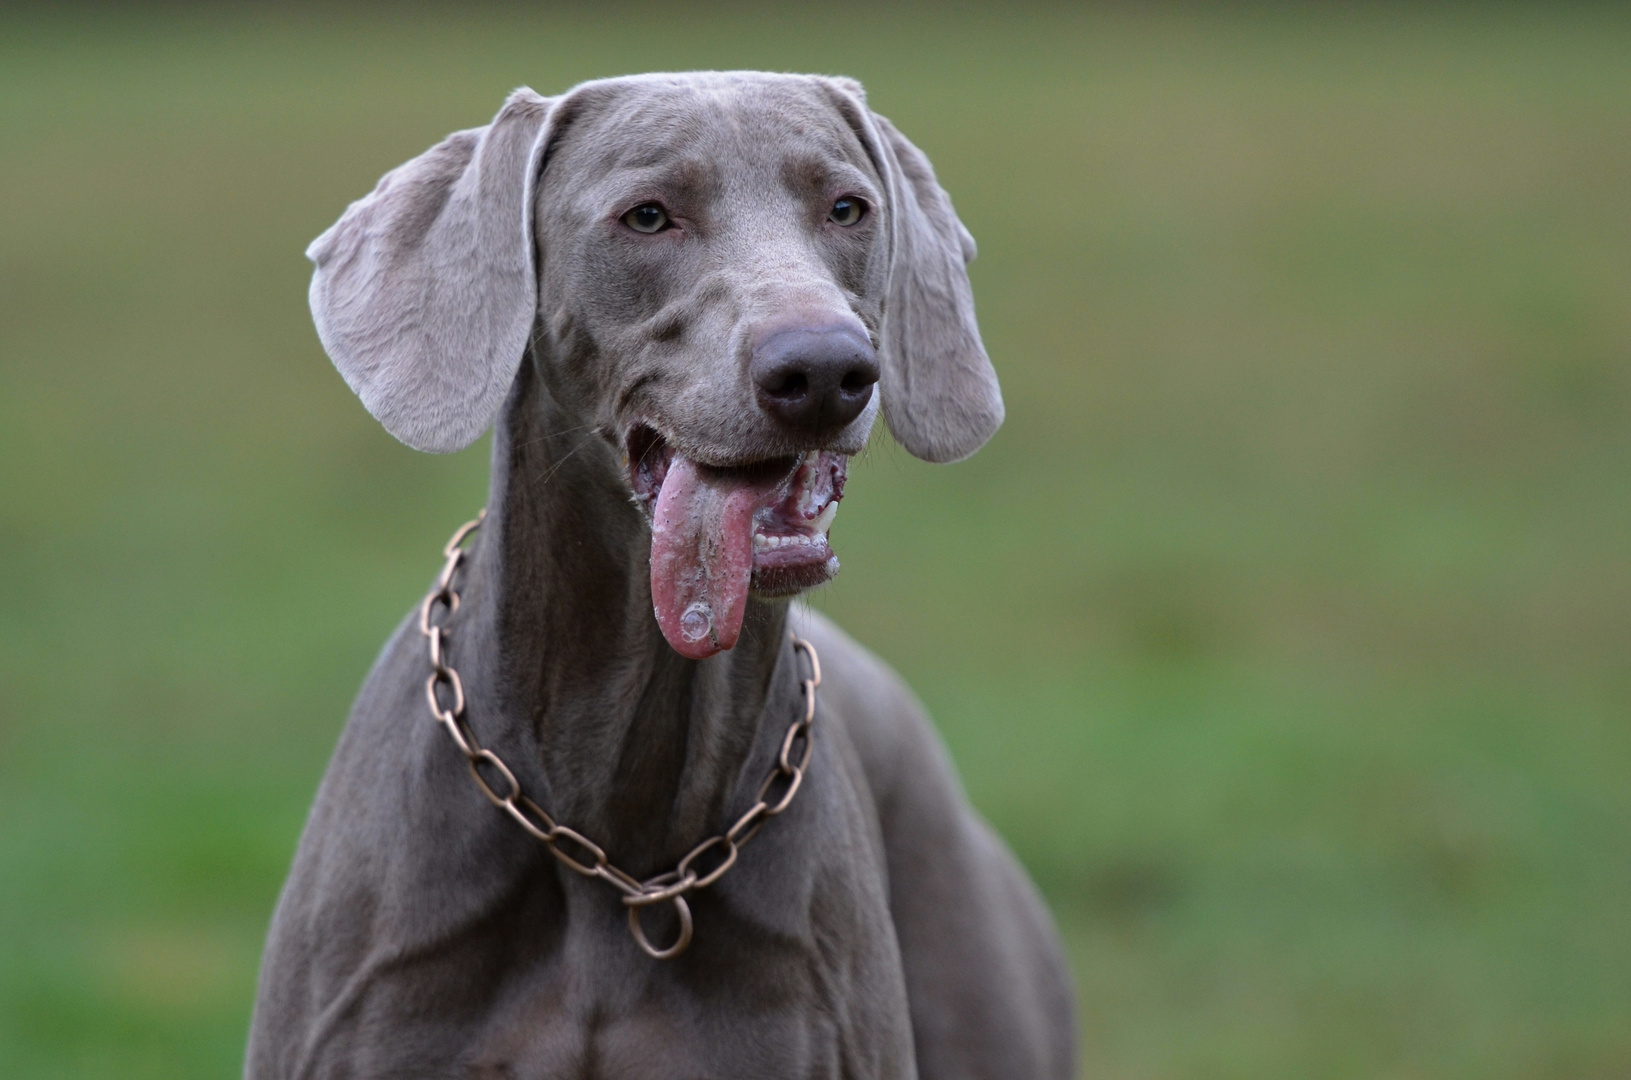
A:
650 455 780 659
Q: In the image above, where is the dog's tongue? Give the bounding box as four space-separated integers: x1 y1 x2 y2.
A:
650 455 780 659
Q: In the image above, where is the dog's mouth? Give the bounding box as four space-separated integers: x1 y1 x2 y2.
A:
626 424 847 659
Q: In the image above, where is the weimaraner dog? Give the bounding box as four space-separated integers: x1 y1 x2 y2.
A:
247 72 1075 1079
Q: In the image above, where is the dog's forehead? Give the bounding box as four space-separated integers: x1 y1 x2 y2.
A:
561 72 869 180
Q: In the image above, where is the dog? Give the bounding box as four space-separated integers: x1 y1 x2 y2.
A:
247 71 1075 1080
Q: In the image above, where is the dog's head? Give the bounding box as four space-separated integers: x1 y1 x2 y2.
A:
307 72 1001 657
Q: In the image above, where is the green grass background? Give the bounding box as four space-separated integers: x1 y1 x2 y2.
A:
3 5 1629 1077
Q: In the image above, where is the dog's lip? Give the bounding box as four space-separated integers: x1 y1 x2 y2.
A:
623 421 839 500
619 403 878 463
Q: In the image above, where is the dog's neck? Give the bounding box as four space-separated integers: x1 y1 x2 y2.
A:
454 355 793 876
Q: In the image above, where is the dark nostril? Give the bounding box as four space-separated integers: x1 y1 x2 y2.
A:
767 372 809 400
839 368 874 394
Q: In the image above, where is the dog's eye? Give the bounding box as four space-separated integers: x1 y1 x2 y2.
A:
623 203 669 234
829 197 866 227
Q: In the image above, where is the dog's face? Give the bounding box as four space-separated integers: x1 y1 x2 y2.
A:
306 73 1002 658
533 76 888 653
534 74 887 467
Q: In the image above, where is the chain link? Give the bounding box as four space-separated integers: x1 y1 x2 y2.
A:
417 512 821 960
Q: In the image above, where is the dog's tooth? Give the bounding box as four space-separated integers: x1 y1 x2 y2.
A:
811 502 838 535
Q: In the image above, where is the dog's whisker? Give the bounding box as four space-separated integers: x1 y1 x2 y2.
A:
532 431 598 487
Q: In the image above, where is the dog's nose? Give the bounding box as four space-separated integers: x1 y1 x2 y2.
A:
750 324 879 435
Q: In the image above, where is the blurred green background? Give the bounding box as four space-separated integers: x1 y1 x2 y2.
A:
3 5 1629 1078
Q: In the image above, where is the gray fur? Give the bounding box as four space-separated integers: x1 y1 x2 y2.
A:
308 89 557 453
251 72 1072 1079
826 80 1004 463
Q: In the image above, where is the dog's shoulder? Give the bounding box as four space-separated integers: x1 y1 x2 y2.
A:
787 604 1078 1079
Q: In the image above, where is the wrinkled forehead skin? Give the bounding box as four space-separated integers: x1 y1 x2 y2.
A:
556 71 881 200
530 72 889 465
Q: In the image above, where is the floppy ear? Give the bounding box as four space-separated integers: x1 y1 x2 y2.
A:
832 83 1003 464
306 88 557 452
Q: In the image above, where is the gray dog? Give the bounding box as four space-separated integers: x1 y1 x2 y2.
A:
247 72 1075 1079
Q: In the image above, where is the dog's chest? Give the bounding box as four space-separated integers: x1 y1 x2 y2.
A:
377 915 918 1080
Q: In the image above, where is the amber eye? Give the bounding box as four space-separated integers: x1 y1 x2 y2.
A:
623 203 669 233
829 197 865 226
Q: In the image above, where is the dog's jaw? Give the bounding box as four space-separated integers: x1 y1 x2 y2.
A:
624 424 846 658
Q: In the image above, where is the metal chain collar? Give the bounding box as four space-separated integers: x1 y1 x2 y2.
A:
419 512 821 960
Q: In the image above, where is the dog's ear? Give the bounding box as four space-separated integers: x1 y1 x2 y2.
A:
823 80 1003 464
306 88 558 452
871 113 1004 463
